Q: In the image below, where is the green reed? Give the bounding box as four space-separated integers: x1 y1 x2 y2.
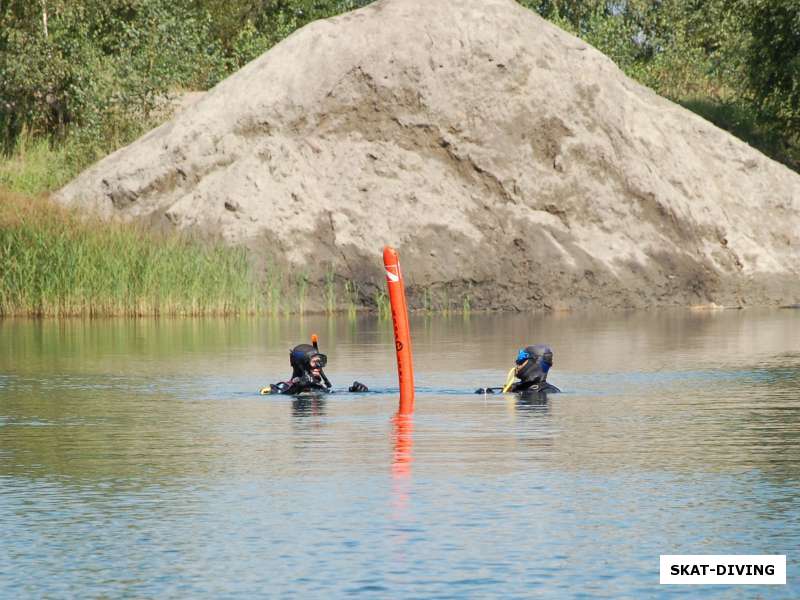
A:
0 192 483 318
295 271 309 315
344 280 359 320
373 289 390 320
261 261 285 316
462 293 472 316
0 192 261 316
323 267 337 315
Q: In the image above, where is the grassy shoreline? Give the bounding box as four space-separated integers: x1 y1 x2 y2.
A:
0 191 262 317
0 190 475 318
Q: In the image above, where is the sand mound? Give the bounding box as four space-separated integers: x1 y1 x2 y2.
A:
56 0 800 311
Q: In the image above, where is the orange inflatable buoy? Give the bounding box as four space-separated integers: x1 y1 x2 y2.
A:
383 246 415 414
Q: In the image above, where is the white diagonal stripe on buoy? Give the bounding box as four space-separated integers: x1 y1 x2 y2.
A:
386 269 399 282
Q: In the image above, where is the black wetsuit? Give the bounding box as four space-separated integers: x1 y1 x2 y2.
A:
266 377 368 395
476 381 560 394
262 343 368 395
512 344 559 392
475 344 560 394
266 375 330 396
508 380 561 394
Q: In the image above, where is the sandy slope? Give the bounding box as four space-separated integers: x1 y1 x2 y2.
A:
56 0 800 311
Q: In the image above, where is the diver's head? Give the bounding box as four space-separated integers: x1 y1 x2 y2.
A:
514 344 553 384
290 343 328 382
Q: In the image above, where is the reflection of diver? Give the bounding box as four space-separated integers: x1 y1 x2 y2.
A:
515 393 551 413
260 335 368 395
292 396 327 417
475 344 561 394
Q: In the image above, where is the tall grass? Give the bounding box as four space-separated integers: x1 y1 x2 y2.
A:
261 260 285 315
295 272 309 315
373 289 390 320
0 191 261 316
323 267 337 315
0 135 77 195
0 191 479 318
344 280 359 320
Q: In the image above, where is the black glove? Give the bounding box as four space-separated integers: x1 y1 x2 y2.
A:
348 381 368 393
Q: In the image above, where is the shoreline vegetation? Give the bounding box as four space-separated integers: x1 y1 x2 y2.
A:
0 192 475 318
1 0 796 199
1 0 798 317
0 191 260 317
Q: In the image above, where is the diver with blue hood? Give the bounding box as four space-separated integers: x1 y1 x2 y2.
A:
475 344 560 394
260 335 368 395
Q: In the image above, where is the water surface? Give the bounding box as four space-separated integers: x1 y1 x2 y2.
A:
2 310 799 597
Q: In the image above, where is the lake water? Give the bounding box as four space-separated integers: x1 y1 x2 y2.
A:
1 309 799 598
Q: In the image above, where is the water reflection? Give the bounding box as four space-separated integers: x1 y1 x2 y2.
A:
1 310 799 597
513 392 551 416
291 396 327 418
391 413 414 479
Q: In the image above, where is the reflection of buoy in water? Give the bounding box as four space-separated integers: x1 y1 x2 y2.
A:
390 412 414 525
392 412 414 478
383 246 415 414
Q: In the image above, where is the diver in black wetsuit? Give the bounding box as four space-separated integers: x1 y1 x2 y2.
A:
260 336 368 395
475 344 561 394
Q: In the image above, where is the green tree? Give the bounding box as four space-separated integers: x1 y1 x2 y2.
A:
0 0 225 155
744 0 800 142
2 0 799 184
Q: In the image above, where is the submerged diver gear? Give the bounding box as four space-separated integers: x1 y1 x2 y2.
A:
260 338 331 395
475 344 560 394
289 336 331 389
474 383 560 394
309 354 327 369
261 334 369 395
261 382 292 395
514 344 553 389
290 344 327 375
474 381 561 394
515 349 531 365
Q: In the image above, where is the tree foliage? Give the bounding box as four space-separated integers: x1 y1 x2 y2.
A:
1 0 222 159
744 0 800 141
520 0 799 168
0 0 797 177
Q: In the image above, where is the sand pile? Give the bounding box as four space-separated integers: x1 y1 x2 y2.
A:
56 0 800 310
